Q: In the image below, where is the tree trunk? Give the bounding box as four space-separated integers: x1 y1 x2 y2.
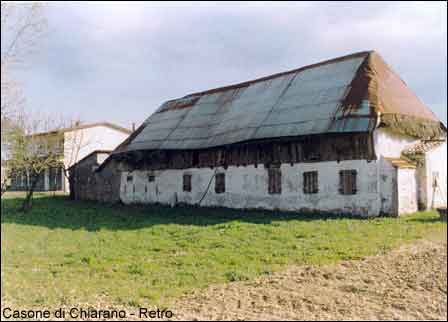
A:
64 168 75 200
1 181 7 198
21 176 38 212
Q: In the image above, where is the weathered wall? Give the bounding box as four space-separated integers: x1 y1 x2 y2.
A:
425 141 447 209
374 131 446 213
70 155 122 203
120 160 382 217
374 128 418 158
94 159 123 203
374 128 423 215
70 128 440 217
396 168 418 214
69 153 101 201
70 127 441 217
118 133 373 171
379 157 398 216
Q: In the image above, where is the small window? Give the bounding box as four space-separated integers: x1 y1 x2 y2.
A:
339 170 357 195
148 174 155 182
303 171 318 194
268 166 282 194
183 174 192 192
126 175 133 182
215 173 225 194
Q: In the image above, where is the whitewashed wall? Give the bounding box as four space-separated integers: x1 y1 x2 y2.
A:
379 157 398 216
396 168 418 214
375 128 421 215
425 141 447 209
116 128 444 216
374 128 419 158
63 126 129 192
120 160 382 217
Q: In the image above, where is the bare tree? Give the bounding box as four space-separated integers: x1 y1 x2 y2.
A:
1 116 17 196
67 133 95 201
63 123 93 174
1 2 46 69
1 2 45 117
7 111 66 211
58 120 95 197
1 3 46 194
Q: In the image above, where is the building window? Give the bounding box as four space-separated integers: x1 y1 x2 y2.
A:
268 166 282 194
183 174 192 192
49 166 63 191
215 173 225 194
339 170 357 195
303 171 318 194
127 175 133 182
148 173 155 182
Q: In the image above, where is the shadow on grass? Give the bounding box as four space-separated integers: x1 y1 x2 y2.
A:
0 195 374 231
407 216 444 224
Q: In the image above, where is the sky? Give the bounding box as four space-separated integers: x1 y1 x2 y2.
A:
11 1 448 129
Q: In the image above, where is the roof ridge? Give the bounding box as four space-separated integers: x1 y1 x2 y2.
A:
33 122 132 136
114 50 445 154
181 50 373 99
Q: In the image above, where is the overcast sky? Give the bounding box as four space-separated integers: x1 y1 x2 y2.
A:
13 1 448 129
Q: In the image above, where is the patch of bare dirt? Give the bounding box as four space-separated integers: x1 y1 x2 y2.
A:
172 238 448 321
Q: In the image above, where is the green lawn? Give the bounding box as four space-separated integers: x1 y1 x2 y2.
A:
1 193 446 309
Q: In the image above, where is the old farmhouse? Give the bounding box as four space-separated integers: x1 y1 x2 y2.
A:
70 51 447 216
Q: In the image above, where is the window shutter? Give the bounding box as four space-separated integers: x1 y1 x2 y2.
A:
268 167 281 194
351 170 357 194
215 173 225 194
339 170 357 195
183 174 192 192
303 171 318 194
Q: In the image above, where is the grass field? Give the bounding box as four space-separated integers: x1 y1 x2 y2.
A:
1 193 446 309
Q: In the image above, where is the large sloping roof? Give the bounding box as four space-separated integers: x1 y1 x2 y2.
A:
117 51 445 154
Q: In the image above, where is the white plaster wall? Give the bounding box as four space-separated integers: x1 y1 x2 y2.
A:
415 162 428 210
374 128 419 158
63 126 128 167
379 157 398 216
425 141 447 208
374 128 423 215
63 126 129 192
120 160 382 217
397 168 418 214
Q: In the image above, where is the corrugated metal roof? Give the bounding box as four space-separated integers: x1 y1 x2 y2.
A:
117 50 444 153
123 53 371 152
